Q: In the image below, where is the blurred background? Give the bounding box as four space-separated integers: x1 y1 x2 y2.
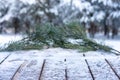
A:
0 0 120 52
0 0 120 38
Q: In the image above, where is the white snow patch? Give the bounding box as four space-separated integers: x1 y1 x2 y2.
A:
67 38 83 44
94 33 120 52
110 11 120 18
92 11 105 21
0 35 24 48
20 0 36 4
63 0 93 12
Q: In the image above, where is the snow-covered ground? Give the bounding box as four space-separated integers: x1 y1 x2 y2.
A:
94 33 120 52
0 34 23 48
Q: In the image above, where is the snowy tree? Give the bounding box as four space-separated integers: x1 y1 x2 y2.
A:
0 0 120 35
0 1 9 18
73 0 120 38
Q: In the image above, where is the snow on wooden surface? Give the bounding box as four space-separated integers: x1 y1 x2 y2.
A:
0 48 120 80
107 57 120 79
0 53 24 80
41 59 65 80
84 53 119 80
66 58 92 80
0 52 11 64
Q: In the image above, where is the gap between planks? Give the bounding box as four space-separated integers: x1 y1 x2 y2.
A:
39 59 68 80
105 59 120 79
83 54 95 80
64 59 68 80
39 59 46 80
11 61 28 80
11 59 46 80
0 53 12 65
84 53 120 80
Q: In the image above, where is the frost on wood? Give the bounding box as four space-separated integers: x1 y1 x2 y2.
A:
0 48 120 80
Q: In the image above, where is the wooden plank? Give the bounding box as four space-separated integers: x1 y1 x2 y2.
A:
41 59 65 80
14 59 44 80
66 58 92 80
11 61 28 80
83 54 95 80
39 59 46 80
105 59 120 79
84 53 119 80
0 53 24 80
106 57 120 79
0 52 11 64
84 51 103 56
65 68 68 80
64 59 68 80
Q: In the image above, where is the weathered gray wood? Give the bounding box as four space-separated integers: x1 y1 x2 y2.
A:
41 59 65 80
39 59 46 80
83 54 95 80
0 52 11 64
66 58 93 80
14 59 44 80
105 59 120 79
106 57 120 79
84 53 119 80
0 50 120 80
11 61 27 80
0 53 24 80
